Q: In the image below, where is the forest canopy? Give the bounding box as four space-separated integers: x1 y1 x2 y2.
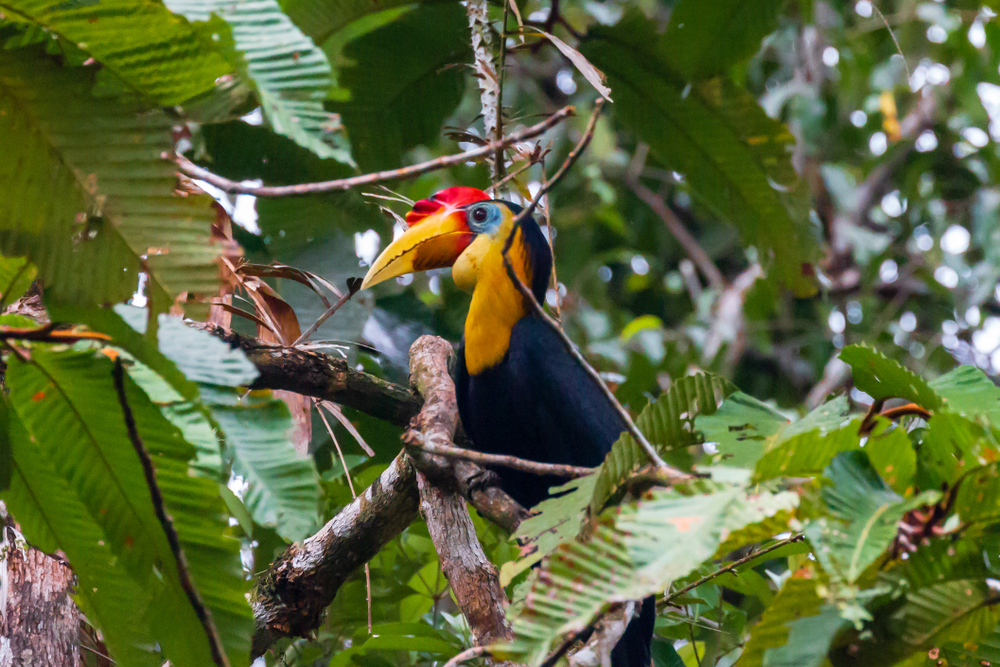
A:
4 1 1000 667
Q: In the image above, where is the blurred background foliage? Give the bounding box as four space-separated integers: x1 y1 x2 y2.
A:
5 0 1000 666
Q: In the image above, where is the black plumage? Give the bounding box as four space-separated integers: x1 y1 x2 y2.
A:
454 207 654 667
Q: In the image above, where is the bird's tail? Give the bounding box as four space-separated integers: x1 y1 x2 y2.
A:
610 596 656 667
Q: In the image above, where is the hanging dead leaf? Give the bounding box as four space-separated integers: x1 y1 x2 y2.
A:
524 27 613 102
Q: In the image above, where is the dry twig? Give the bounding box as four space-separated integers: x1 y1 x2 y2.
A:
407 435 593 479
176 108 573 197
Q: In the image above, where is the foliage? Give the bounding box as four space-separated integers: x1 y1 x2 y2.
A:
5 2 1000 667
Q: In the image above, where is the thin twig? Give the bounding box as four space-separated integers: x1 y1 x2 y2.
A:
315 400 373 634
500 101 678 474
871 3 911 84
443 645 491 667
406 434 593 478
0 325 111 343
658 534 806 610
112 360 230 667
292 279 362 346
176 107 574 197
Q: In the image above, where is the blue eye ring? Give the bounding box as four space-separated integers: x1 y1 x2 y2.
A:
471 206 489 224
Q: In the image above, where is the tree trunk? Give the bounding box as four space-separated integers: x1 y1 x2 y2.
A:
0 512 80 667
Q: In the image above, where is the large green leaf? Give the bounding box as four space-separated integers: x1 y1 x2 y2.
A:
662 0 783 80
501 480 798 666
590 372 734 513
0 0 233 105
805 451 939 584
700 393 850 470
0 50 221 315
166 0 349 160
737 577 843 667
929 365 1000 434
114 305 319 540
3 402 163 667
753 418 864 481
206 385 320 541
279 0 435 46
580 11 817 295
954 462 1000 524
5 349 252 666
330 3 470 171
839 345 944 410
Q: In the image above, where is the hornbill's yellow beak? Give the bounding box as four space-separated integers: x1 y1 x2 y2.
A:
360 187 490 290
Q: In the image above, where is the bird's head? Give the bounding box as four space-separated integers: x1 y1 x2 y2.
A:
361 186 542 295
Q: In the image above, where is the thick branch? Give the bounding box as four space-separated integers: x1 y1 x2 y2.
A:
406 336 514 651
250 453 420 657
198 323 423 429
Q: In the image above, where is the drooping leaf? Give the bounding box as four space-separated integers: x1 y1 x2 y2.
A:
204 385 320 541
166 0 349 160
805 451 940 584
0 50 221 315
580 11 817 295
6 349 252 666
502 481 798 666
330 3 470 171
0 0 234 105
663 0 784 80
3 402 163 667
864 420 917 495
840 344 944 410
591 372 734 513
929 365 1000 428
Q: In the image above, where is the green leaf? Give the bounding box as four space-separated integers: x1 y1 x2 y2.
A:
805 451 939 584
6 349 252 666
916 413 991 491
502 481 798 665
839 345 944 410
663 0 784 80
0 0 233 105
166 0 349 160
280 0 435 48
753 417 865 482
205 386 320 541
591 372 734 512
3 401 163 667
0 256 36 307
738 577 843 667
330 3 470 171
954 463 1000 524
0 50 221 315
930 365 1000 426
701 394 850 470
580 12 817 295
891 579 999 645
864 420 917 495
504 475 596 584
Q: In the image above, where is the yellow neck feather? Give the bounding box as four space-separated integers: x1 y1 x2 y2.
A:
462 227 533 375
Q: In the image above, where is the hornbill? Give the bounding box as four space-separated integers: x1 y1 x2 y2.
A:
361 187 655 667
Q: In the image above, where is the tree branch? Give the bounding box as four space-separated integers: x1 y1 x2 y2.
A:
407 435 593 479
407 336 514 655
176 108 573 198
245 335 528 657
249 453 420 657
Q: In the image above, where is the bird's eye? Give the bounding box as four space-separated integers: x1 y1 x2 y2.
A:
471 206 489 223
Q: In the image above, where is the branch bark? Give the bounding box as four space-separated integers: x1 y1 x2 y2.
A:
407 336 514 653
246 334 528 657
250 453 420 657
